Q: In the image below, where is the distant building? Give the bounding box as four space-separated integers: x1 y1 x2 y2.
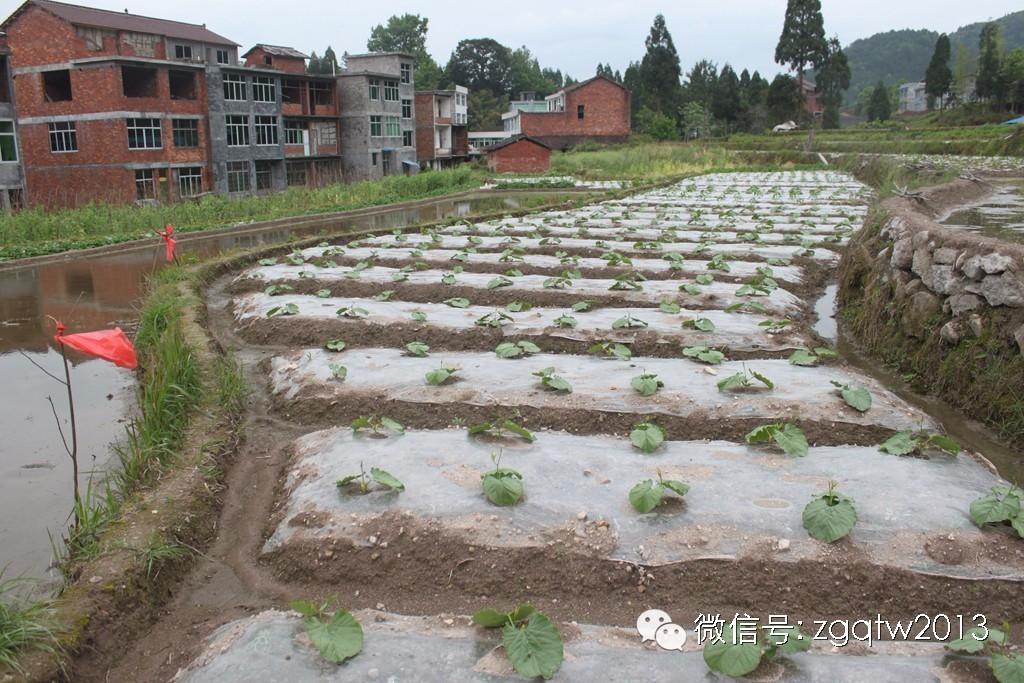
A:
485 134 550 173
337 52 418 181
468 131 509 155
801 79 822 117
500 75 630 150
898 82 929 113
0 36 25 209
415 85 468 169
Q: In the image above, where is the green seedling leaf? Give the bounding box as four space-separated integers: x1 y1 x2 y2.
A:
369 467 405 492
879 431 915 455
301 608 364 664
679 283 702 295
703 625 762 677
266 303 299 318
928 434 961 455
631 372 664 396
682 345 725 365
745 422 808 457
441 273 457 285
628 479 663 513
391 272 409 282
476 311 513 328
482 468 524 506
813 346 839 359
373 289 395 301
788 349 818 366
324 339 347 352
659 301 681 314
830 380 872 412
682 317 716 332
488 276 513 289
946 627 1000 654
315 289 331 299
571 300 592 312
803 482 857 543
543 276 572 289
444 297 470 308
495 341 540 358
350 414 404 435
335 305 369 318
258 257 278 266
473 607 511 628
762 625 811 656
992 653 1024 683
587 341 632 360
506 300 532 312
329 364 347 380
630 422 665 453
612 314 648 330
725 301 769 314
970 486 1022 526
533 367 572 393
265 283 294 296
553 314 578 328
405 341 429 357
502 613 564 680
425 365 459 385
410 311 427 322
695 273 714 285
717 368 773 392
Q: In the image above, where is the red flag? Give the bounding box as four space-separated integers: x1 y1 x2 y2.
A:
54 321 138 369
159 224 176 262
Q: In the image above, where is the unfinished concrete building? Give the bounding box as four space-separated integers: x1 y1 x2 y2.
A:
1 0 237 208
337 52 417 180
415 85 468 170
0 36 25 209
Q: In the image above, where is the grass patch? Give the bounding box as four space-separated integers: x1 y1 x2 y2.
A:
0 577 61 673
0 167 483 261
833 154 958 197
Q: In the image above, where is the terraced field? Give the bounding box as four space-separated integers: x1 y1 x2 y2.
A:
181 171 1024 681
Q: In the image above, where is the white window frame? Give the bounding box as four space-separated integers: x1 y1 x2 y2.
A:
402 129 412 147
126 117 162 149
401 99 412 119
48 121 77 153
384 115 400 137
135 168 156 200
223 73 246 101
283 120 304 145
400 63 411 83
171 118 199 148
215 48 229 65
225 114 249 146
0 120 18 162
368 78 380 100
252 76 276 103
254 115 278 146
177 166 202 197
369 115 382 138
316 122 336 145
383 80 399 102
174 44 192 60
226 160 249 192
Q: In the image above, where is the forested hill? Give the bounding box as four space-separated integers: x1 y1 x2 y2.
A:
843 10 1024 104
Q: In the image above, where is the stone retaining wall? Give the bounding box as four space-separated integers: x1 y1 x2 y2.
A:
837 178 1024 446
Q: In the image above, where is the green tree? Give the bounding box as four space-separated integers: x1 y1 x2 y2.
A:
976 22 1006 103
635 107 679 139
767 74 801 123
322 46 340 74
711 64 741 125
815 37 850 129
1003 48 1024 113
446 38 513 95
680 101 709 139
924 34 953 109
636 14 682 117
953 43 974 103
510 47 560 97
774 0 828 122
416 57 444 90
867 80 891 121
367 14 430 62
685 60 718 110
467 89 509 130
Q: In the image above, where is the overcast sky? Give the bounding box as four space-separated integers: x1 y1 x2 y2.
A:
4 0 1021 79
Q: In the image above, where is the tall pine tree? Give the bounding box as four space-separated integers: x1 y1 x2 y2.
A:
637 15 682 119
924 34 953 110
815 37 850 129
976 23 1005 104
774 0 827 132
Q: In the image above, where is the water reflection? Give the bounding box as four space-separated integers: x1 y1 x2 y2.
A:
942 181 1024 243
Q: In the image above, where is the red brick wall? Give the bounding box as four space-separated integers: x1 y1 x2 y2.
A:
519 77 630 149
487 140 550 173
6 5 211 208
414 92 434 161
452 126 468 156
244 47 306 74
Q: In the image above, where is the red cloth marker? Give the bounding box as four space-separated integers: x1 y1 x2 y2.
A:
54 321 138 369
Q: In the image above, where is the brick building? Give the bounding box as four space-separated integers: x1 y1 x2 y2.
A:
501 75 630 150
415 85 468 169
485 135 550 173
337 52 418 181
206 44 339 195
1 0 238 207
0 36 26 209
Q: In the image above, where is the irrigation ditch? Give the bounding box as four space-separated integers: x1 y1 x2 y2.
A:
13 170 1024 681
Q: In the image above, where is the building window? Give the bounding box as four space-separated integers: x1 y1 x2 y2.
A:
177 166 202 197
384 116 400 137
369 115 382 138
48 121 77 152
0 121 17 161
122 65 157 97
284 120 304 145
252 76 275 103
368 78 380 100
316 122 336 145
402 130 412 147
172 119 199 147
263 55 273 67
254 115 278 145
255 160 273 190
169 70 196 99
127 118 162 149
135 169 156 200
383 80 399 101
226 161 249 192
42 69 72 101
282 79 301 104
174 44 193 60
400 63 411 83
4 188 24 210
401 99 412 119
225 115 249 146
311 81 333 106
223 73 246 101
577 104 585 120
216 49 230 65
286 161 308 186
371 151 377 166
